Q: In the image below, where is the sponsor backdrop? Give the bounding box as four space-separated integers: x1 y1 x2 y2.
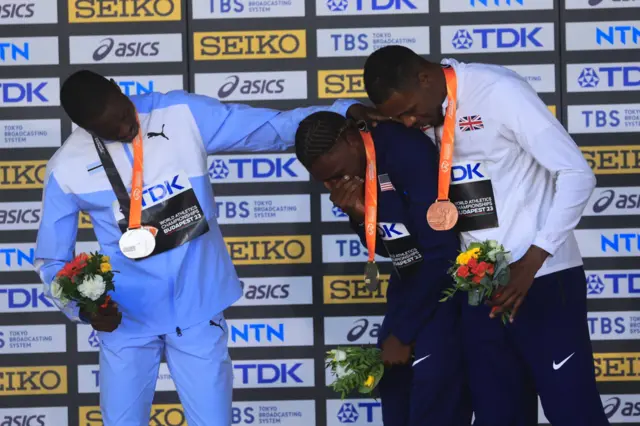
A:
0 0 638 425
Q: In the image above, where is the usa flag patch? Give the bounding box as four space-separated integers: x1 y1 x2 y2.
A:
458 115 484 132
378 174 395 192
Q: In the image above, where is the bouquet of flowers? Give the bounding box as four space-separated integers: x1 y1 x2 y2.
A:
325 347 384 399
49 252 116 314
440 240 512 323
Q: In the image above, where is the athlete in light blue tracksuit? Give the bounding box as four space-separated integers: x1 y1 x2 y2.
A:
34 70 378 425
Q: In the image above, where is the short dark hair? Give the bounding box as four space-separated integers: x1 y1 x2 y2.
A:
363 45 427 105
60 70 119 128
295 111 350 170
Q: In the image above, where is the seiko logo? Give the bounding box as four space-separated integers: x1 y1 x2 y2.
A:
71 0 177 19
0 368 65 394
197 31 304 59
347 318 380 342
93 38 160 61
217 75 285 99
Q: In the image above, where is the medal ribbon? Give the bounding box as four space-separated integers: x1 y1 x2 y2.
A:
360 127 377 263
128 114 144 230
436 67 458 202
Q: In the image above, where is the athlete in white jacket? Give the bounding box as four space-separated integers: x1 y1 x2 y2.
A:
361 46 608 426
34 70 382 426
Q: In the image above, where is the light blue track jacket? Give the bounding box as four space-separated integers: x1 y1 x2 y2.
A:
34 90 356 337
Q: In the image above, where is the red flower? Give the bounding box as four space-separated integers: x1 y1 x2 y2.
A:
56 253 89 280
471 261 489 278
487 264 495 276
467 257 478 269
457 265 470 278
100 295 111 309
472 275 483 284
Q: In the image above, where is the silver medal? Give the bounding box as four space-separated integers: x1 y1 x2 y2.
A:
119 228 156 259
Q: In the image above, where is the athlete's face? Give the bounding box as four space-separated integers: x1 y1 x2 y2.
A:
309 129 366 190
88 82 139 142
376 70 445 129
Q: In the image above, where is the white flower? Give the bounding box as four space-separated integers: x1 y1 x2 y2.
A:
487 240 498 249
487 249 498 262
77 275 106 301
333 349 347 362
504 252 513 263
49 281 70 305
335 365 354 378
50 280 63 299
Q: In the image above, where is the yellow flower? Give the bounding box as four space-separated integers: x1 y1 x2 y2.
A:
100 263 112 273
101 256 110 263
467 247 481 259
364 375 375 388
456 252 471 265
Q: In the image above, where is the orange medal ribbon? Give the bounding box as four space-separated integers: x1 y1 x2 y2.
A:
359 122 380 292
129 114 144 230
426 66 460 231
118 114 157 259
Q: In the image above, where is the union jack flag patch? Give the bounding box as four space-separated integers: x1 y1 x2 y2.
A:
378 174 395 192
458 115 484 132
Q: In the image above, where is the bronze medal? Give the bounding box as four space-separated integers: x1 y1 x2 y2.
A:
426 200 459 231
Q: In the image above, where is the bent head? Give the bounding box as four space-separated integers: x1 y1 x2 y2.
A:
60 70 138 142
294 111 366 189
363 45 447 128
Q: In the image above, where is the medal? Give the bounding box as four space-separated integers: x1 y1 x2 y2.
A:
119 228 156 259
426 200 459 231
428 66 460 231
359 121 381 292
115 114 157 259
364 261 380 292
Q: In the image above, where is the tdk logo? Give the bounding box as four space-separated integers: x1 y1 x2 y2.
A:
587 274 606 295
0 42 29 62
596 25 640 46
207 155 309 183
336 402 381 423
451 27 543 50
88 330 100 348
578 66 640 89
326 0 417 12
333 205 347 218
586 271 640 298
377 222 409 241
141 175 187 208
470 0 523 5
452 163 486 183
0 81 49 106
234 362 303 384
231 323 285 343
0 285 56 312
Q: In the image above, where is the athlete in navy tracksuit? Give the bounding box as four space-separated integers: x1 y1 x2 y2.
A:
295 111 471 425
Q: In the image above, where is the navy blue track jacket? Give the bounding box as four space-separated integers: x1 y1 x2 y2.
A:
349 122 460 345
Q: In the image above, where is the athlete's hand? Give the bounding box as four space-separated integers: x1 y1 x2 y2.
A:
82 300 122 332
487 245 549 322
328 175 365 223
381 334 412 366
347 103 392 128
